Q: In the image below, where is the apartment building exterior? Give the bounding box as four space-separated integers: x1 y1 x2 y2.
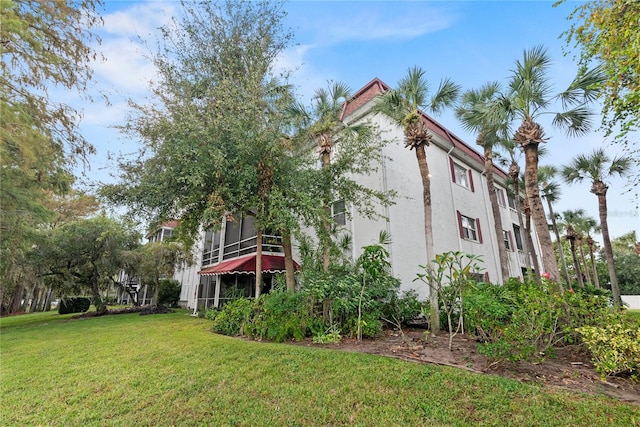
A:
176 77 542 310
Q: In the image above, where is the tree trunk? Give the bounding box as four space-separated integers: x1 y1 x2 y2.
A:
484 147 509 283
523 199 542 284
255 228 263 299
510 162 533 276
547 199 570 290
577 237 591 285
522 143 560 284
595 188 622 307
91 279 108 314
567 235 584 288
10 283 24 314
415 145 439 333
282 231 295 292
587 237 600 288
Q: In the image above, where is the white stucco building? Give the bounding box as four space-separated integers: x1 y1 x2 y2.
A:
176 78 543 309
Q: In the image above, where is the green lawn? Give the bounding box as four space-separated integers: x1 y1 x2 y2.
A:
1 311 638 427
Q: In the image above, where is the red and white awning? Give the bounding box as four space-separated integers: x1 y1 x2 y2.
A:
198 253 299 276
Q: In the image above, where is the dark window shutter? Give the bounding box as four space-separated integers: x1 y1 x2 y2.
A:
508 230 514 252
468 169 475 192
456 210 464 238
476 218 483 243
449 158 456 183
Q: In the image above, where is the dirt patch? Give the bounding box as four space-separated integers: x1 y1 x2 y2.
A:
288 328 640 405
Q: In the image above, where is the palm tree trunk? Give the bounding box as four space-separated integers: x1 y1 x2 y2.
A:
522 143 561 284
415 145 439 333
255 228 263 299
282 231 295 292
578 238 592 285
596 191 622 307
523 202 542 284
484 148 509 282
321 149 331 273
547 199 571 288
587 237 600 288
568 237 584 288
509 162 535 280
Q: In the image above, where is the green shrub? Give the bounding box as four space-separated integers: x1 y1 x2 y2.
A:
343 312 382 338
577 321 640 379
204 308 219 321
464 282 516 343
211 298 254 336
472 277 620 364
157 279 181 307
58 297 91 314
248 289 312 342
382 290 424 327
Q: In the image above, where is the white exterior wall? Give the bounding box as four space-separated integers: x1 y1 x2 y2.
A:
339 94 541 299
177 231 204 309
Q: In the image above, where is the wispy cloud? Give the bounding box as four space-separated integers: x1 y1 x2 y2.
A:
290 3 456 45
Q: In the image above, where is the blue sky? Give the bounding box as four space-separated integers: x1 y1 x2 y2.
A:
72 0 638 242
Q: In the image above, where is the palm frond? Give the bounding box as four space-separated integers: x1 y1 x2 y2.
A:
429 78 461 115
558 65 605 109
551 106 593 137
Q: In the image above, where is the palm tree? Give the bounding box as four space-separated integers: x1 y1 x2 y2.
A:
561 148 632 307
538 165 571 288
373 66 461 333
490 46 603 284
557 209 588 288
496 140 539 282
456 82 510 283
290 81 361 273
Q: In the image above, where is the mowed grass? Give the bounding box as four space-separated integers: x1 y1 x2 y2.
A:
1 311 638 427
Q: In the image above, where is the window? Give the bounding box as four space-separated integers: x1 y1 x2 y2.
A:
449 158 475 191
457 211 483 243
512 224 523 250
331 200 346 226
503 230 514 251
507 194 517 209
495 187 506 207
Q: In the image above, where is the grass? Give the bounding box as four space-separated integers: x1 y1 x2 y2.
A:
626 309 640 322
1 311 638 426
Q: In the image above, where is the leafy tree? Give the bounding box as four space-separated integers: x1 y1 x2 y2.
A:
488 46 603 284
33 215 140 314
373 66 461 333
0 0 103 311
136 241 190 307
456 82 510 283
608 231 640 295
101 0 296 299
558 1 640 158
561 148 632 306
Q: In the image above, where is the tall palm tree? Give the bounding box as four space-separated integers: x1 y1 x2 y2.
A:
538 165 570 288
290 81 359 273
561 148 632 307
373 66 461 333
557 209 589 288
489 46 603 284
456 82 510 283
495 140 539 282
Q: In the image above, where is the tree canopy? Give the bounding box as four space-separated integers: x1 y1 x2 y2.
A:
558 0 640 185
0 0 103 297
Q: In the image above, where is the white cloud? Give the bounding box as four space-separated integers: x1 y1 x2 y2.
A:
101 1 177 38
